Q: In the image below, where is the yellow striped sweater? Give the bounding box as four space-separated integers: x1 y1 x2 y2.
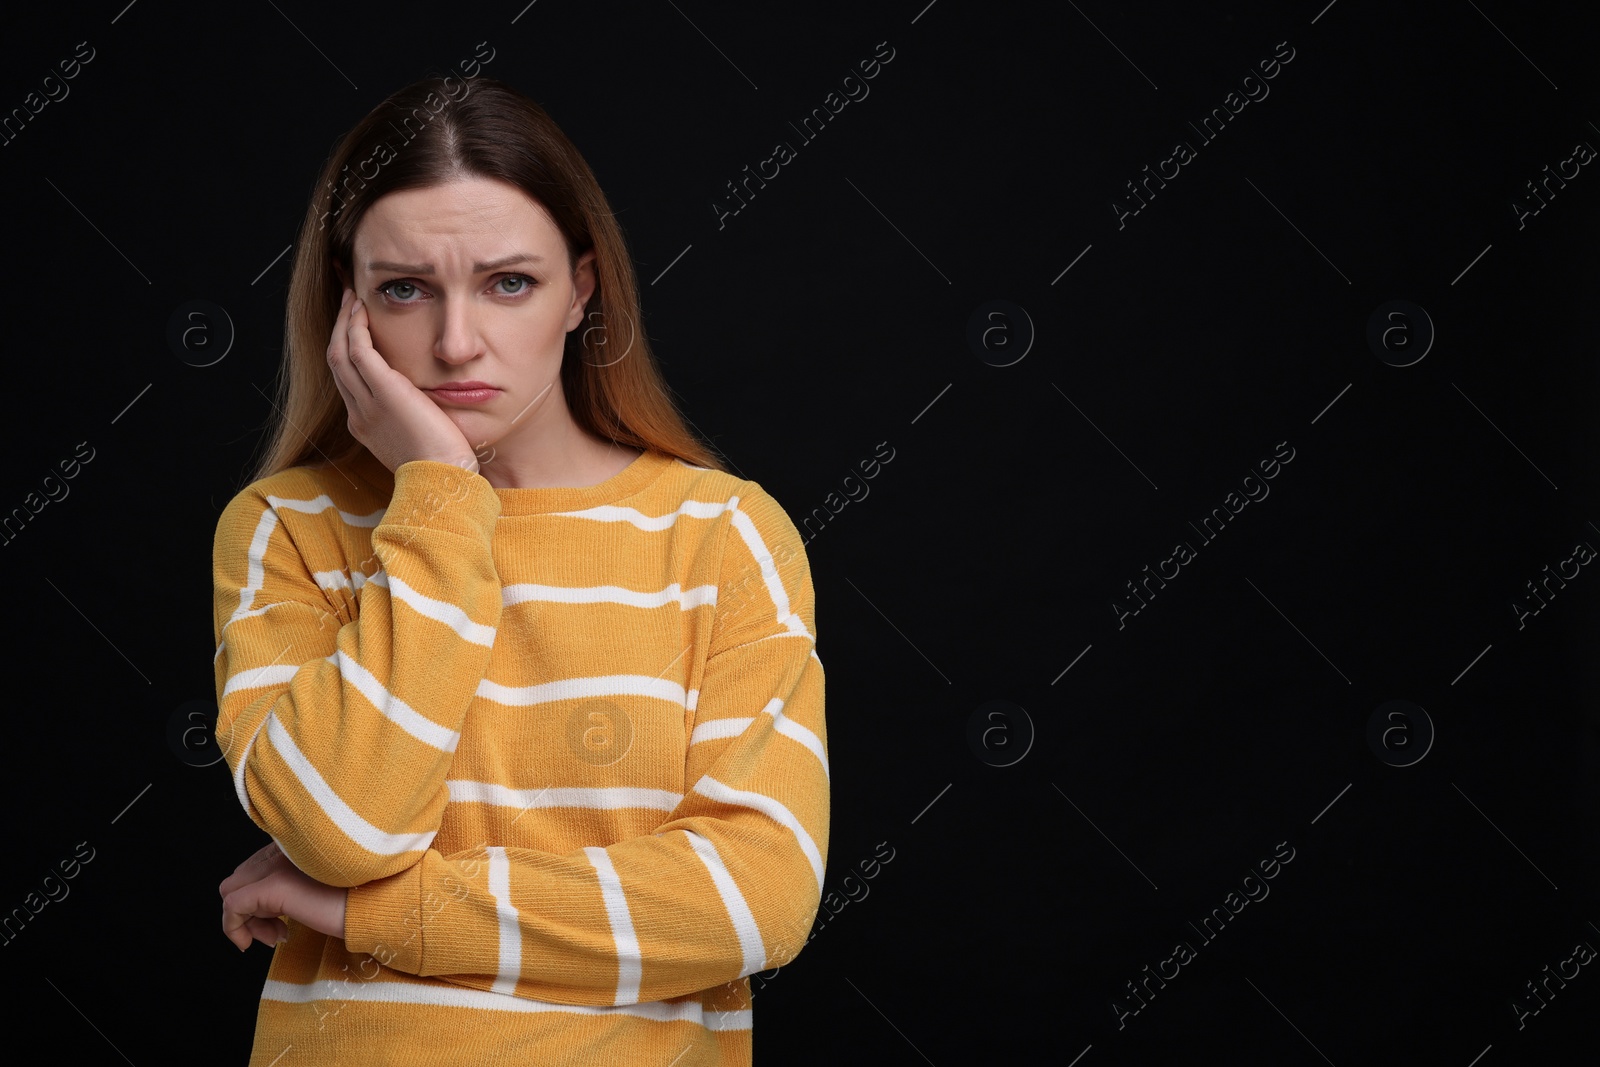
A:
210 446 828 1066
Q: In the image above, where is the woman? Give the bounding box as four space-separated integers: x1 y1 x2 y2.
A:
211 75 828 1066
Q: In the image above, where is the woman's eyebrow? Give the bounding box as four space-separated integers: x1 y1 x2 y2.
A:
366 253 545 274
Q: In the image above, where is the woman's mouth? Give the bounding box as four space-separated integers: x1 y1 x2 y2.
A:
427 382 500 404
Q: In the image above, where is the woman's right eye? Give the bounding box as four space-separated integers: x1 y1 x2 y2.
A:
376 281 421 303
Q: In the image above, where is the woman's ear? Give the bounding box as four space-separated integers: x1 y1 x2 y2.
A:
566 248 598 332
332 259 351 290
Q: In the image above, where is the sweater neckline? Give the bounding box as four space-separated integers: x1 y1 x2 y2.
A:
344 447 674 517
492 448 672 516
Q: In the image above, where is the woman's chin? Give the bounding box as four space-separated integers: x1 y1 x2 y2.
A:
450 415 501 452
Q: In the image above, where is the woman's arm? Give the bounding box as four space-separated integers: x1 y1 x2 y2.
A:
341 485 830 1005
212 458 503 888
217 839 346 950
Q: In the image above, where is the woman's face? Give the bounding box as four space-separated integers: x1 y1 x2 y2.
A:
346 176 595 460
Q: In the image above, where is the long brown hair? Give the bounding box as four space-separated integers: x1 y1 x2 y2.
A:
247 75 731 486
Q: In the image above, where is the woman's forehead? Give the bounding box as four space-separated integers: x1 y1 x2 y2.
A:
354 180 562 268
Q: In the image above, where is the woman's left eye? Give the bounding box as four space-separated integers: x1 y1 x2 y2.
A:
377 280 420 302
495 274 535 295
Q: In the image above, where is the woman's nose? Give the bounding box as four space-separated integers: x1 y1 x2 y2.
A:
434 299 484 363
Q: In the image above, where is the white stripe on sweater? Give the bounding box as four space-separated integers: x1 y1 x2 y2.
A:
727 498 814 641
226 601 301 625
258 978 751 1028
227 495 380 628
684 830 766 977
446 782 682 812
584 847 642 1005
264 494 385 527
687 700 828 778
765 698 829 779
263 713 436 857
232 718 269 816
688 718 753 745
227 508 279 624
486 848 522 995
368 571 496 646
223 642 298 817
692 776 824 891
222 663 299 697
313 567 376 593
475 674 686 709
502 581 718 610
325 650 462 752
550 497 737 531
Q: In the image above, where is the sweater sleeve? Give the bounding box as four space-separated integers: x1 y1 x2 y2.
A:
341 483 829 1005
211 459 504 888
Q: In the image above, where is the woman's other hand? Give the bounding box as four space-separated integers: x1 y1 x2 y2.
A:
219 841 348 951
328 288 482 475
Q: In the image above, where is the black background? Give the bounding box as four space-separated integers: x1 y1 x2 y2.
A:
2 1 1597 1063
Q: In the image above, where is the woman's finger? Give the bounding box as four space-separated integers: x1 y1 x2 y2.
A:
243 915 289 948
344 297 394 398
222 905 255 951
221 875 289 949
327 289 370 406
223 909 285 951
218 841 289 898
328 292 398 457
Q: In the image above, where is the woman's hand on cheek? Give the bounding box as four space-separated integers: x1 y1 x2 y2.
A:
219 841 348 951
326 289 482 475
